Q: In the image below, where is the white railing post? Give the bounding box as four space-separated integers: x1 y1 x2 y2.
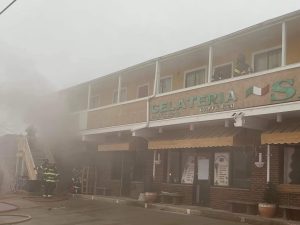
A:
153 60 161 95
87 83 91 110
117 75 122 103
208 46 213 82
281 22 286 66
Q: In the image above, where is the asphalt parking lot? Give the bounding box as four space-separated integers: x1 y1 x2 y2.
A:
0 195 246 225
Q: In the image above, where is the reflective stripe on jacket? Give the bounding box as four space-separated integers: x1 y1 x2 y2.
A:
43 168 59 183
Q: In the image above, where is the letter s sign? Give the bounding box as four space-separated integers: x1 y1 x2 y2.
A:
271 79 296 102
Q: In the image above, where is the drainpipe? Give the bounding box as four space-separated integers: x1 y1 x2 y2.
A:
130 60 160 179
267 144 271 183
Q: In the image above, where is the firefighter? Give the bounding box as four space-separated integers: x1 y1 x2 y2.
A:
36 159 49 180
43 163 59 198
234 53 252 76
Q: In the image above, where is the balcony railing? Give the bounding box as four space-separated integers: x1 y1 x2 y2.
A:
86 99 148 129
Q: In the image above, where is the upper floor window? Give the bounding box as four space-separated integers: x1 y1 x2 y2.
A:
212 63 233 81
137 84 149 98
113 88 127 103
159 77 172 94
253 47 282 72
185 68 206 88
90 95 100 108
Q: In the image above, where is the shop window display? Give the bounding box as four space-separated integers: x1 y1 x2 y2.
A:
214 148 251 188
284 146 300 184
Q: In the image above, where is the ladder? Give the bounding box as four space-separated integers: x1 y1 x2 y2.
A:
81 166 97 194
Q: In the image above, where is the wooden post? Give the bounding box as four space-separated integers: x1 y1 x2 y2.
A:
208 46 213 82
281 22 286 66
119 153 124 196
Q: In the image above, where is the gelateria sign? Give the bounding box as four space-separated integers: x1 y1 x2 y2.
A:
150 77 300 120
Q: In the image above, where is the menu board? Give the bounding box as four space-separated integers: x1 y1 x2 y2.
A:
214 152 229 186
181 156 195 184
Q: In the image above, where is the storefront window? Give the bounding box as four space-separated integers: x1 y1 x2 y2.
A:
284 146 300 184
132 152 146 182
181 153 195 184
232 149 251 188
111 154 122 180
167 151 181 184
214 148 251 189
164 151 195 184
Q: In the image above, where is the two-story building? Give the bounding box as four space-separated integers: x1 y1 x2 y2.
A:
64 10 300 215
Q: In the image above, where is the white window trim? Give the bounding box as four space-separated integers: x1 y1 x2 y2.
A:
136 82 150 98
212 62 234 80
159 75 173 94
183 66 207 89
113 87 127 103
251 45 282 71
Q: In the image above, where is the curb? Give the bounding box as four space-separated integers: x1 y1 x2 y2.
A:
73 194 300 225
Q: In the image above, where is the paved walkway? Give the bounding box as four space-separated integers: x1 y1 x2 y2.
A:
0 195 246 225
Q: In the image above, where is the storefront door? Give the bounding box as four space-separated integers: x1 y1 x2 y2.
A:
194 157 210 206
120 152 133 196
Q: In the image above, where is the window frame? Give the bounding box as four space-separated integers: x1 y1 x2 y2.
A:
183 66 207 88
212 62 233 81
251 45 282 73
112 87 127 104
283 145 300 185
136 83 149 99
89 94 101 109
213 148 252 189
159 76 173 94
163 150 195 185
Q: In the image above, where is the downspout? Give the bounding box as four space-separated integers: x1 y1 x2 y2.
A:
131 60 160 179
150 60 160 179
267 144 271 183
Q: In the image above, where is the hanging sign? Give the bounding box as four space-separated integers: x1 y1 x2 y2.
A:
214 152 229 186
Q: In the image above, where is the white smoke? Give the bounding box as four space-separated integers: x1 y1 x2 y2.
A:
0 41 54 135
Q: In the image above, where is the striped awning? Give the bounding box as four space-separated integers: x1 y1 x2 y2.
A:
261 122 300 145
148 127 247 150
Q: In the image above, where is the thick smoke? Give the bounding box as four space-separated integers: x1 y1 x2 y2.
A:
0 41 53 135
0 42 78 193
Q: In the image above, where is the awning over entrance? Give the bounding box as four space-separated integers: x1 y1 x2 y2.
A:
148 127 250 150
261 122 300 145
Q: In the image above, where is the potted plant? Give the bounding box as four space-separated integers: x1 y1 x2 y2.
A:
258 182 278 218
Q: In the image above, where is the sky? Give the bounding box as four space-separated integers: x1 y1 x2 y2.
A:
0 0 299 90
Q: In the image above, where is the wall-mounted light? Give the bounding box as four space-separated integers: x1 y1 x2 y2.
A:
255 152 264 168
232 112 245 127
